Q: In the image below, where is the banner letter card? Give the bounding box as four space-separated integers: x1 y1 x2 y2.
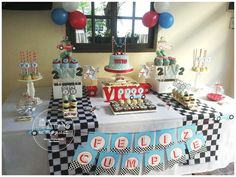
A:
87 132 109 152
143 149 165 175
133 131 155 153
120 153 142 175
69 145 98 174
156 128 176 149
186 133 207 159
110 133 132 153
166 143 187 168
95 152 120 175
177 125 197 142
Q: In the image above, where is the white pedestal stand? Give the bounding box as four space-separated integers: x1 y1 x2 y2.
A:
193 71 203 92
18 76 43 105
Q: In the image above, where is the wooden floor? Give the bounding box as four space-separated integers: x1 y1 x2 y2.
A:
193 162 234 175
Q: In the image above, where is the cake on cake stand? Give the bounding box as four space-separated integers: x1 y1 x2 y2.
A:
104 36 134 84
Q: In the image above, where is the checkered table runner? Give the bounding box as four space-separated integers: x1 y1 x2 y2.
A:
46 89 98 175
152 91 222 165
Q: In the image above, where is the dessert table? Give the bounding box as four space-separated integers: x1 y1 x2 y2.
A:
2 87 235 175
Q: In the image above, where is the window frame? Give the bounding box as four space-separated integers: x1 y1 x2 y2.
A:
66 2 158 53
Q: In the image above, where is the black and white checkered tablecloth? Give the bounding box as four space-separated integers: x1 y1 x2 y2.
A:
152 92 222 165
46 89 98 175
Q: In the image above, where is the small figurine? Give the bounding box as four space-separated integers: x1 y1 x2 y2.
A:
138 64 151 78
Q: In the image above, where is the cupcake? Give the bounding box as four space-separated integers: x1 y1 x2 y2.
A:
69 58 79 68
69 95 76 101
52 58 61 70
119 100 125 105
168 57 176 65
137 98 143 103
126 99 131 105
70 106 77 112
63 100 70 108
154 57 163 66
63 107 70 112
163 57 170 66
31 72 41 80
61 58 69 68
131 99 138 105
70 100 77 107
24 74 32 80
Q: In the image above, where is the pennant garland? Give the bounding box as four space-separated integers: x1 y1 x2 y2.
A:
69 125 208 175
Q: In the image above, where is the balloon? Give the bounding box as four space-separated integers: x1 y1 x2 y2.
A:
142 11 159 28
154 2 170 13
62 2 80 12
51 8 68 25
69 11 87 29
159 12 174 29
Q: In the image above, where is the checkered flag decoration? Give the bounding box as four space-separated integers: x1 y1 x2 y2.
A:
152 91 223 165
189 145 207 159
143 163 164 175
46 88 98 175
120 167 140 175
95 166 116 175
110 147 131 154
168 155 187 169
133 145 154 153
68 160 93 174
155 142 175 150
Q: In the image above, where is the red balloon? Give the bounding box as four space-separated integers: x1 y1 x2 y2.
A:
69 11 87 29
142 11 159 28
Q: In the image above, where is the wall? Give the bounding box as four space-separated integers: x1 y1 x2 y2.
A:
2 2 234 102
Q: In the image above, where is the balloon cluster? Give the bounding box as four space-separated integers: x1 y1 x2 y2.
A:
51 2 87 29
142 2 174 29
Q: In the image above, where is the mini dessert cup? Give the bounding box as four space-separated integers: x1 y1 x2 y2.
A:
70 106 77 112
70 100 77 107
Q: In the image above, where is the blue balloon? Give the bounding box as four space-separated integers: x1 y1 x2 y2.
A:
159 12 174 29
51 8 68 25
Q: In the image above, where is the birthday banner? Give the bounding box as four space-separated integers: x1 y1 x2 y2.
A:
69 125 207 175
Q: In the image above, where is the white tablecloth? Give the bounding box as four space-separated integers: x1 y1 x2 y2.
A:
2 87 235 175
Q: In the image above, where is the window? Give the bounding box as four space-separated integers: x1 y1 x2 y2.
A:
66 2 158 52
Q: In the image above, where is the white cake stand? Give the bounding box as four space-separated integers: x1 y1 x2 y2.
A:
18 76 43 105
